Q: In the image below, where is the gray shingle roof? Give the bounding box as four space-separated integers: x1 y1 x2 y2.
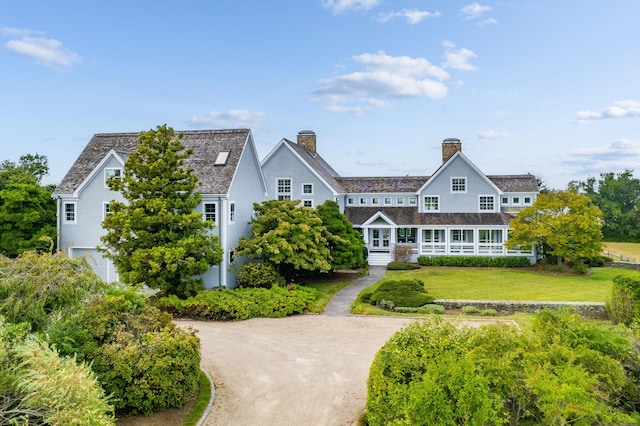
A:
487 175 539 192
344 207 514 226
336 176 429 193
283 139 344 193
53 129 251 196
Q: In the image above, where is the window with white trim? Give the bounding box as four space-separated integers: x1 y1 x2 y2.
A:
451 177 467 193
451 229 474 243
479 229 503 243
204 203 216 222
372 197 379 205
479 195 495 211
423 229 445 242
347 197 355 205
396 197 404 205
103 202 112 219
104 168 122 187
229 202 235 223
302 200 313 208
64 202 76 224
277 178 292 200
384 197 392 205
359 197 367 205
302 183 313 194
524 197 532 204
408 197 417 205
424 196 439 211
397 227 417 243
501 197 509 204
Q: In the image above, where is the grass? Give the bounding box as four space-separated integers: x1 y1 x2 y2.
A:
603 242 640 262
383 266 640 302
184 371 212 426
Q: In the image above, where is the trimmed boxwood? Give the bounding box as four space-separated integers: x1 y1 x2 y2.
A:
386 261 421 270
417 255 531 268
370 278 434 308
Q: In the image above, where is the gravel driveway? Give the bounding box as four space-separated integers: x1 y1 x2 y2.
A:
176 267 503 425
178 315 415 426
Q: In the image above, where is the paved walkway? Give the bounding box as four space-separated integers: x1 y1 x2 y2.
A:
321 266 386 316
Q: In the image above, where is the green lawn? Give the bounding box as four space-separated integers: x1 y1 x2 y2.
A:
382 267 640 302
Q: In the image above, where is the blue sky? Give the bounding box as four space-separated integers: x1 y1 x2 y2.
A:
2 1 639 189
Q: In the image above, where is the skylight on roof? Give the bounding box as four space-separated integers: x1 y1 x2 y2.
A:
214 151 230 166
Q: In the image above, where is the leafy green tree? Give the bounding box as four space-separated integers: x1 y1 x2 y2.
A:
570 170 640 241
236 199 338 281
100 125 223 297
0 153 56 257
316 200 365 270
506 189 603 266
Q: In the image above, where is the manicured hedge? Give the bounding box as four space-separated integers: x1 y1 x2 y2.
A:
386 261 421 270
370 278 434 308
152 284 318 321
417 255 531 268
393 304 445 315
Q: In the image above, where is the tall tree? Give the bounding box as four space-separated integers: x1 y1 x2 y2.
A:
316 200 365 270
100 125 223 297
0 153 56 257
570 170 640 241
506 189 603 266
236 199 337 281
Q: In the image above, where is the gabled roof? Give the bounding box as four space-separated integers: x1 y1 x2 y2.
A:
418 151 503 195
54 129 253 197
262 139 344 194
336 176 429 193
344 207 514 227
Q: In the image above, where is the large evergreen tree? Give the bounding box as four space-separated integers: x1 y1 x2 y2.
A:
100 125 222 297
506 189 603 266
0 153 56 257
316 200 365 270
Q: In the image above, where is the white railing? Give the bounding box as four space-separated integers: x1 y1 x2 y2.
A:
478 244 504 255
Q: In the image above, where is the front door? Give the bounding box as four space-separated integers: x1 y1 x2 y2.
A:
371 228 390 250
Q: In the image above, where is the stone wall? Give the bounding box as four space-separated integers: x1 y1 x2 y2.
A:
610 261 640 271
434 299 607 319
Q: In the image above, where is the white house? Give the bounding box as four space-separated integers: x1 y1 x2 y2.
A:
261 132 538 265
53 129 267 288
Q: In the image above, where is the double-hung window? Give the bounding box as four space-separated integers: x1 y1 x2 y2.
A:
277 178 292 200
229 202 235 223
204 203 216 223
64 202 76 224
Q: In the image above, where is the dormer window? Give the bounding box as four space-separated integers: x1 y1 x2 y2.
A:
104 168 122 187
215 151 230 166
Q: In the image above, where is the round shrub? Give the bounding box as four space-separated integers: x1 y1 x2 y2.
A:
237 262 285 288
48 287 200 415
370 278 434 308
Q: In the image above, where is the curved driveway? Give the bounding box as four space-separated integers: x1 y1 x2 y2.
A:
178 267 493 425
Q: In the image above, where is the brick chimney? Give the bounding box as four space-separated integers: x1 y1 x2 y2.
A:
442 138 461 163
297 130 316 154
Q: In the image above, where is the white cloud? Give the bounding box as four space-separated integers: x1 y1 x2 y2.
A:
477 130 508 140
461 3 492 20
376 9 440 25
478 18 497 26
442 42 477 71
574 100 640 124
190 109 265 129
4 28 81 70
554 139 640 177
311 51 449 114
321 0 379 14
